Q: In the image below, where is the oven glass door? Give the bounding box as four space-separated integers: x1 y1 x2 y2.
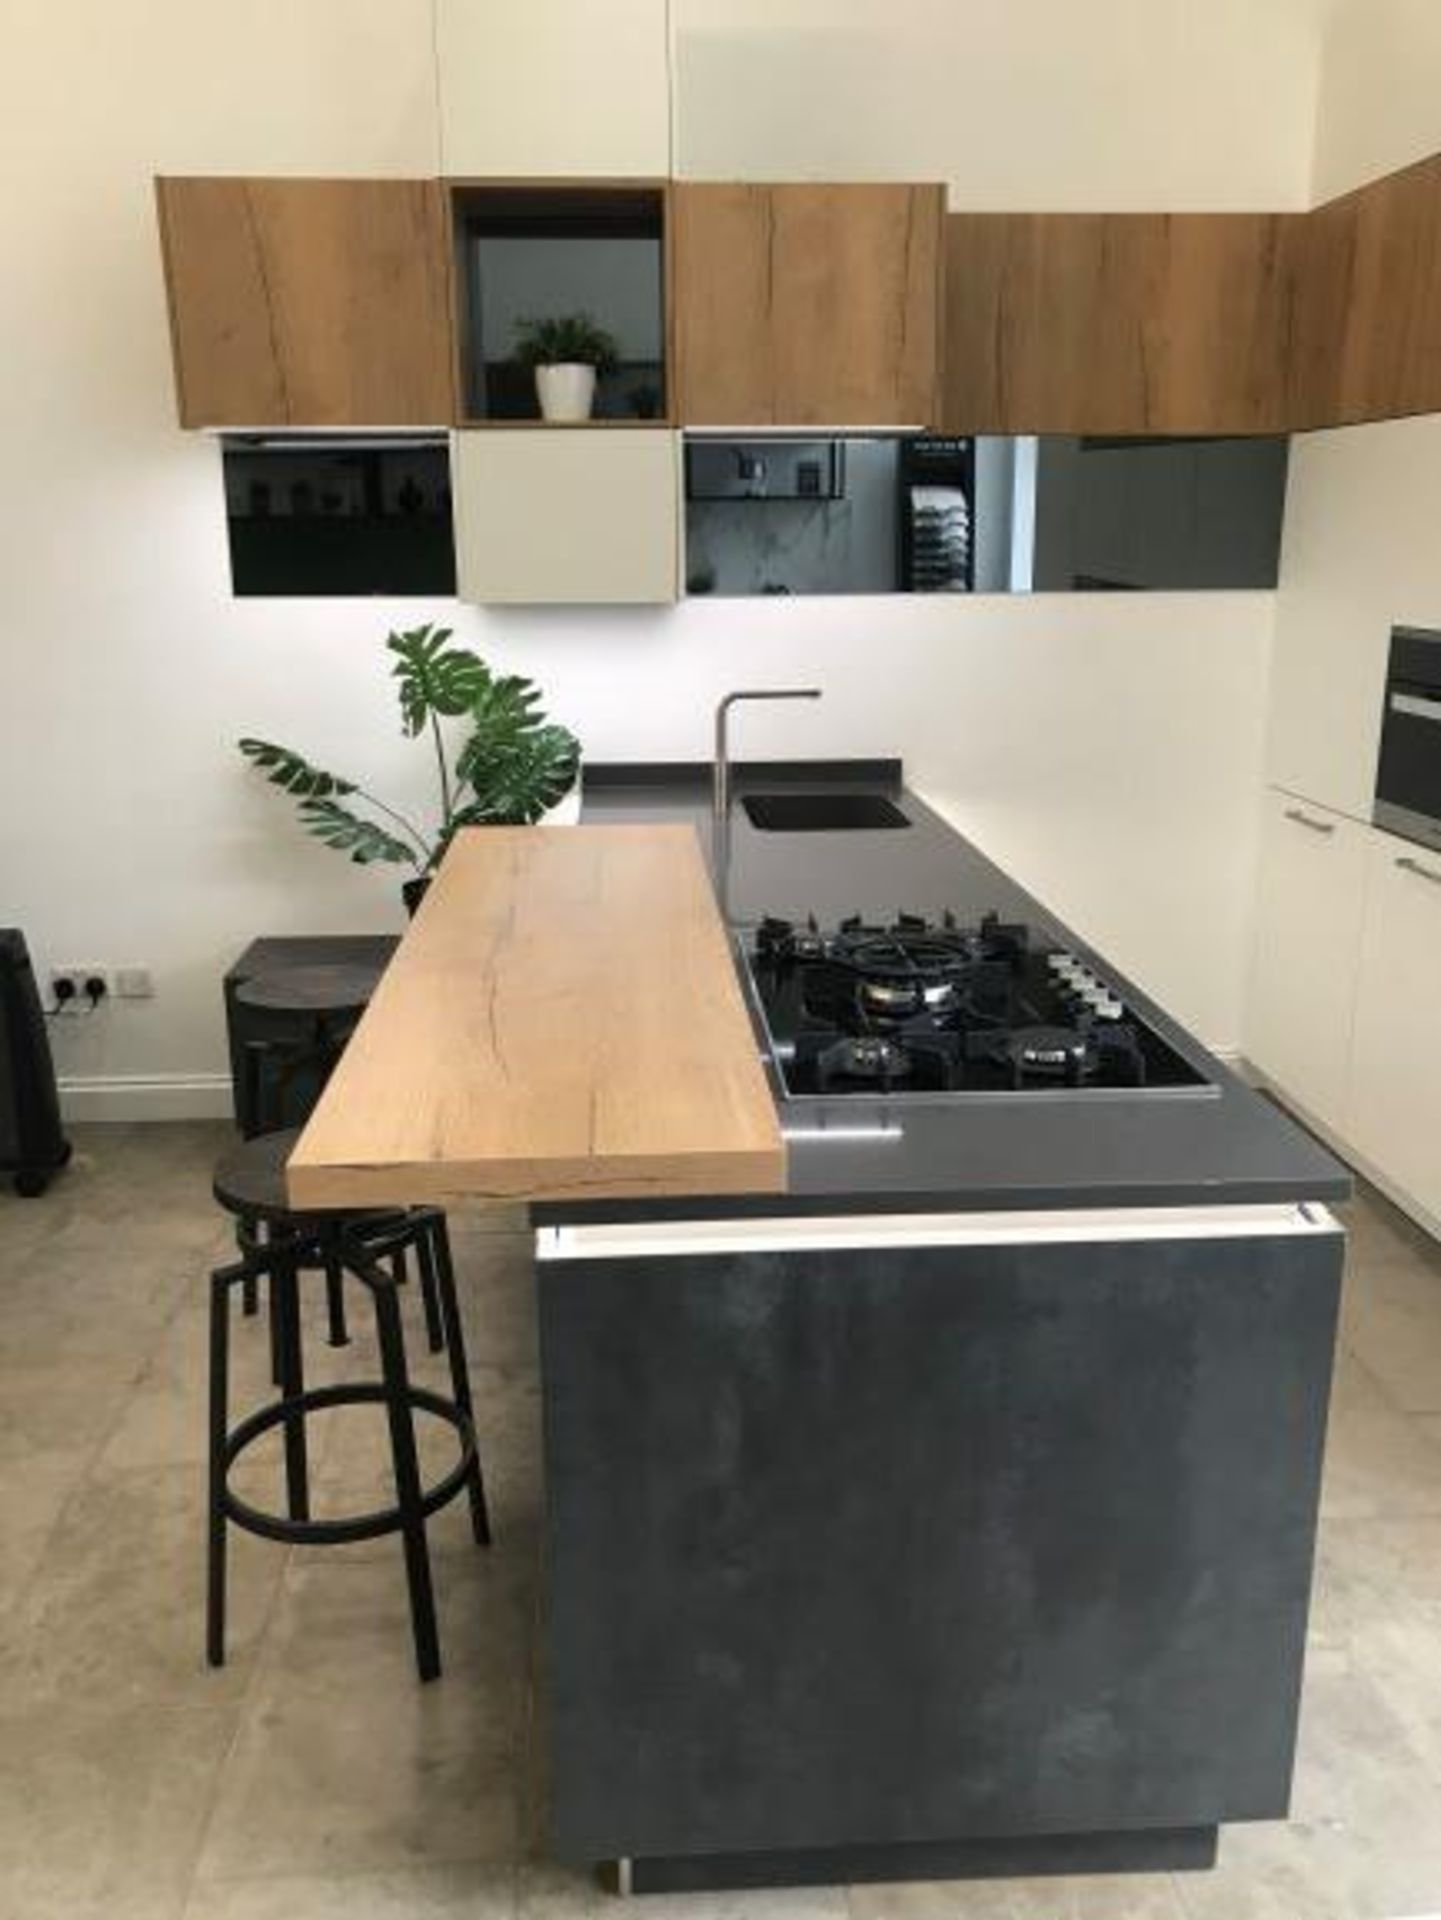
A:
1376 629 1441 852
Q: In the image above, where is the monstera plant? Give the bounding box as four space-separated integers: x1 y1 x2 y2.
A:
239 626 580 906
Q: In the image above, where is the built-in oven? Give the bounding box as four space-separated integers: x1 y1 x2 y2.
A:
1375 626 1441 854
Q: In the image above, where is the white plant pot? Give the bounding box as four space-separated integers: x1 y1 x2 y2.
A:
535 363 597 423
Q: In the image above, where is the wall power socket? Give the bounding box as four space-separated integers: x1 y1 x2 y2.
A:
48 965 155 1007
50 966 110 1008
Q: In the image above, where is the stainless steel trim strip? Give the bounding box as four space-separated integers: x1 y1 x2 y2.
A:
1391 691 1441 723
1373 799 1441 852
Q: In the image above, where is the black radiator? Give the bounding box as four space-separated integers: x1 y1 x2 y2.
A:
0 929 71 1196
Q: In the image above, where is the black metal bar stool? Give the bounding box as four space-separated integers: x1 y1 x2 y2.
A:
207 1133 489 1682
214 1129 444 1357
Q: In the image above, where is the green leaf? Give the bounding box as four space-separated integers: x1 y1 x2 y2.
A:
512 312 619 373
387 625 487 737
238 737 356 800
296 798 416 867
453 721 580 831
452 664 580 830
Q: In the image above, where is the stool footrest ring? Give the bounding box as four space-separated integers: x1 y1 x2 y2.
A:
222 1382 478 1548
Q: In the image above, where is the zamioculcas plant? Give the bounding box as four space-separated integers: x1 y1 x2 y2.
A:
239 626 581 890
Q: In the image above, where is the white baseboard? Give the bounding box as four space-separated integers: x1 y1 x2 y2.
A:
58 1073 234 1124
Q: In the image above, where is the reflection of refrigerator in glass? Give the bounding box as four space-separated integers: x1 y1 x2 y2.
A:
897 437 973 592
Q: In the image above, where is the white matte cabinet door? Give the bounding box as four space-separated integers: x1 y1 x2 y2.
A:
1348 833 1441 1220
452 430 680 605
1264 430 1394 820
1245 788 1368 1130
435 0 670 177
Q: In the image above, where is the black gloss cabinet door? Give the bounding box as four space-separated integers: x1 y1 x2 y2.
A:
539 1228 1341 1865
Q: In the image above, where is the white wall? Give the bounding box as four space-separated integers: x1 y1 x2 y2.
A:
673 0 1321 208
1313 0 1441 200
0 1 1284 1119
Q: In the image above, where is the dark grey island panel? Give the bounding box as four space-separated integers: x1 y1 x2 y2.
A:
539 1206 1342 1881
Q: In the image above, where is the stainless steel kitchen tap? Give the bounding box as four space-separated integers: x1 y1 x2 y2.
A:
712 687 822 919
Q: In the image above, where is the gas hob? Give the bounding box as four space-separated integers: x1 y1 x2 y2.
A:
743 911 1213 1101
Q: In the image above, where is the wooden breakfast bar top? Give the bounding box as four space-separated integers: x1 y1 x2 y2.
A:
284 824 786 1209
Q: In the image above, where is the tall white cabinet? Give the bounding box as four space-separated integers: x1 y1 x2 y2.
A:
435 0 671 177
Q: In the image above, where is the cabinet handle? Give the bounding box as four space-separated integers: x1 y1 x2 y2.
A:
1284 807 1336 836
1397 854 1441 886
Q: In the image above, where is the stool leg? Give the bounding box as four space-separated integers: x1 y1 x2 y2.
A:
392 1245 409 1289
414 1221 446 1355
374 1280 441 1682
267 1228 284 1388
207 1265 231 1668
429 1216 491 1548
274 1247 310 1524
321 1223 349 1348
241 1216 261 1318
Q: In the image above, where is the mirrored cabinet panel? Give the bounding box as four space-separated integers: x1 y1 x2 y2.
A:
221 436 455 597
684 433 1290 597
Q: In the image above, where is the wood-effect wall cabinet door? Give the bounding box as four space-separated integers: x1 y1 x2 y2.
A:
673 184 945 427
1330 153 1441 425
1245 790 1368 1133
435 0 669 178
155 178 455 428
1348 833 1441 1221
452 430 679 605
943 212 1299 435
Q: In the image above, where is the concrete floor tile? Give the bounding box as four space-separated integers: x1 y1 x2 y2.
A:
1320 1348 1441 1520
1340 1257 1441 1414
849 1878 1015 1918
183 1862 517 1917
519 1864 848 1917
0 1447 89 1617
0 1357 132 1461
1004 1876 1187 1918
0 1699 237 1919
1173 1821 1360 1918
195 1557 525 1880
0 1457 287 1709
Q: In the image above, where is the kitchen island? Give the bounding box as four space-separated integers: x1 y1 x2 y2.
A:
288 759 1348 1896
534 762 1348 1894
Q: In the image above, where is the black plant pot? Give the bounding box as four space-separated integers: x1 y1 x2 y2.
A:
402 876 431 918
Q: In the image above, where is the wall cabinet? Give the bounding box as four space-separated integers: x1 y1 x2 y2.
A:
451 429 679 604
672 183 945 427
156 178 454 428
1348 835 1441 1221
435 0 669 179
1245 790 1369 1132
943 212 1300 435
1296 151 1441 428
